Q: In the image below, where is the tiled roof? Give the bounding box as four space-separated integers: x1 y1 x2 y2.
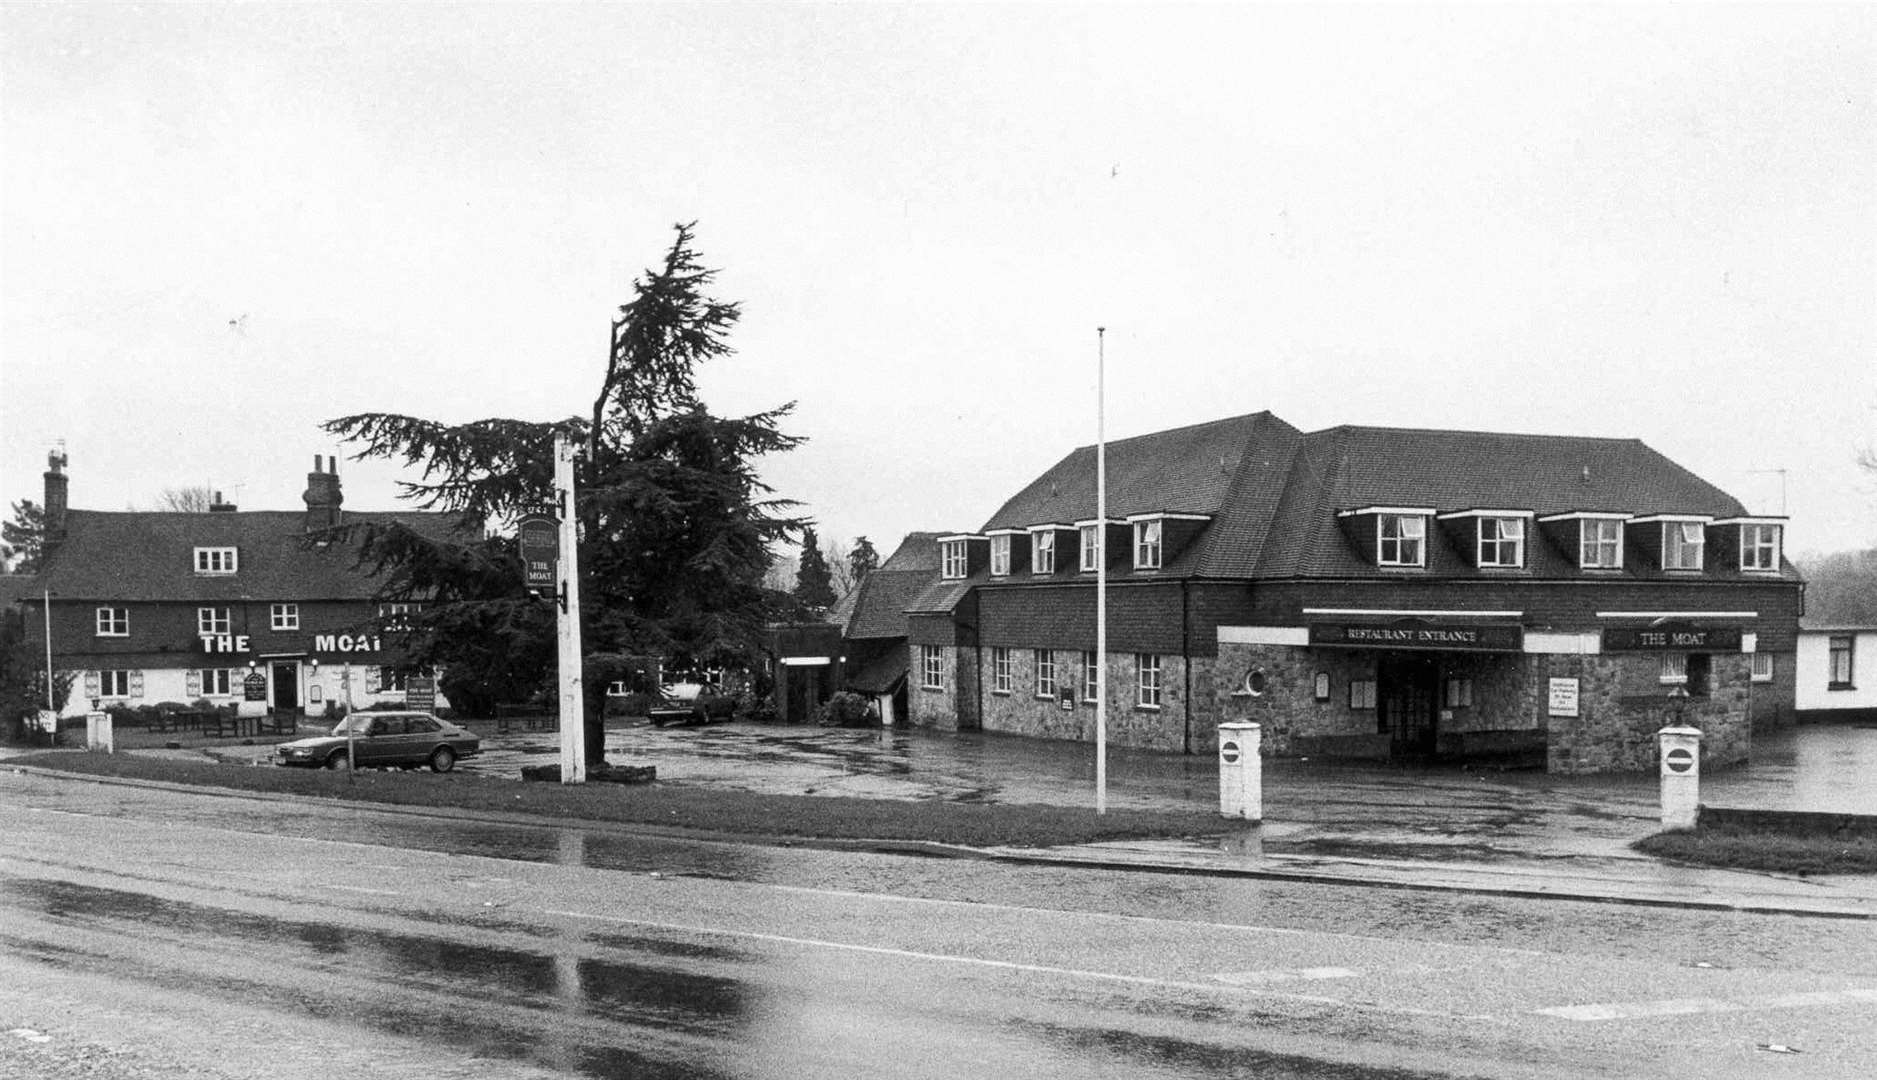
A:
880 532 943 572
1257 425 1767 578
36 510 464 602
980 413 1289 529
0 574 35 610
844 568 939 639
845 650 908 695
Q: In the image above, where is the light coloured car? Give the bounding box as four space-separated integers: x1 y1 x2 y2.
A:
275 711 481 772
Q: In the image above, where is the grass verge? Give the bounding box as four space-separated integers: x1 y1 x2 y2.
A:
9 751 1226 850
1634 824 1877 876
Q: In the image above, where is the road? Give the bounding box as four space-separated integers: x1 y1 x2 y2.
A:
2 770 1874 1079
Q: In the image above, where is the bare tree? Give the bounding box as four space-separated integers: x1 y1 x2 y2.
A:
157 486 216 512
826 537 853 597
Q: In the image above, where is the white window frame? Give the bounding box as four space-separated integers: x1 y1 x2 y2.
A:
197 607 231 635
1580 518 1624 569
1663 522 1705 571
99 669 133 698
1031 531 1056 575
1349 679 1377 710
940 540 968 580
1136 653 1162 709
1829 636 1855 689
271 603 300 631
1445 677 1474 708
1035 650 1056 698
1659 654 1688 685
193 546 238 575
991 647 1013 694
1750 652 1773 683
1082 650 1100 703
95 607 128 637
920 645 943 690
1079 524 1101 572
989 534 1011 577
199 668 234 696
1740 523 1781 572
1134 519 1163 570
1377 514 1426 567
1477 517 1524 568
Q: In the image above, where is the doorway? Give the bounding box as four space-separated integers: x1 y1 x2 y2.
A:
1377 654 1439 760
270 662 301 711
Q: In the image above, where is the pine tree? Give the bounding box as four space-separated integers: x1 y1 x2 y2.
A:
848 535 880 586
793 527 837 610
324 222 806 761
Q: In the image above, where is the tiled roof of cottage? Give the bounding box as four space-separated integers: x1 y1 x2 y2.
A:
36 510 464 601
0 574 35 610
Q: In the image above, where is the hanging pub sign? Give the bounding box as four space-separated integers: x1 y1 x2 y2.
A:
1602 623 1743 652
243 671 269 702
518 515 559 591
1309 620 1523 652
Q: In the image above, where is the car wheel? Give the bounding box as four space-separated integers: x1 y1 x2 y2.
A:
324 752 348 770
429 746 457 773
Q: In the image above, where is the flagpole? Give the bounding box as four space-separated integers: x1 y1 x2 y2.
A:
1096 326 1108 815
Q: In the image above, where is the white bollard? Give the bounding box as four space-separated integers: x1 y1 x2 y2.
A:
86 710 114 753
1218 721 1262 821
1657 725 1702 830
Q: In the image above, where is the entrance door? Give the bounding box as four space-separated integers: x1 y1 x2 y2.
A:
1377 655 1439 760
270 662 300 711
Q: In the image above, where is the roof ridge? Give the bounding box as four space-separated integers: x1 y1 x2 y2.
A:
1310 423 1646 446
1064 409 1274 454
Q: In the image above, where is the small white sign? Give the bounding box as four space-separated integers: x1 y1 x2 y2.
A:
1548 677 1580 718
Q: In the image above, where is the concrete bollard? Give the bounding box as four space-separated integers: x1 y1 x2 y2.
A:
1657 725 1702 830
85 710 114 753
1218 721 1262 821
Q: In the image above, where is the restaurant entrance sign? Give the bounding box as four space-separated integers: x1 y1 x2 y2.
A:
1309 620 1523 652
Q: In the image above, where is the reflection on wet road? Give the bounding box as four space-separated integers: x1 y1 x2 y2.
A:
5 772 1877 1079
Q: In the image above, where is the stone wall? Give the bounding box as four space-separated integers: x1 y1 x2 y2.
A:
908 645 964 731
1542 653 1752 774
1212 642 1385 758
976 648 1194 753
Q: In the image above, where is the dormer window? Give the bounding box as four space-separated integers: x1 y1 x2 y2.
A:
1663 521 1705 571
1078 524 1101 572
1581 518 1623 568
1134 519 1162 569
1739 522 1782 572
941 539 968 580
1479 517 1523 567
989 534 1011 577
1378 513 1426 567
194 546 238 575
1031 530 1057 574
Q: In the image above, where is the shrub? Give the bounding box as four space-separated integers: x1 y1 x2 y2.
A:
815 691 875 728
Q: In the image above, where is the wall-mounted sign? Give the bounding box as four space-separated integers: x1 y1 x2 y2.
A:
518 515 559 591
200 634 252 654
313 633 383 655
1548 677 1580 718
1309 621 1523 652
1602 624 1742 652
243 672 268 702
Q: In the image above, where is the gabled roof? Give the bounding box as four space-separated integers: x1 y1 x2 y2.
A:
36 510 462 602
838 533 944 640
0 575 34 610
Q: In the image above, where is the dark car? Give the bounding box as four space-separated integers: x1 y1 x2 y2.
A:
275 711 481 772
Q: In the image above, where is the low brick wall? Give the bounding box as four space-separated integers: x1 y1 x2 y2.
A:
1699 805 1877 840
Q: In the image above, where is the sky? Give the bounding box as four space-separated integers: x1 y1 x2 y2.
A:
3 2 1873 566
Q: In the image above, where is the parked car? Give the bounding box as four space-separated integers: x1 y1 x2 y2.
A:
647 682 708 727
275 711 481 772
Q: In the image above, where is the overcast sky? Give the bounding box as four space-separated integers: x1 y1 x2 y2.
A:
3 3 1873 564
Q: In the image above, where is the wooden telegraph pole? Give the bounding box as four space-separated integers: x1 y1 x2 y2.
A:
555 434 587 783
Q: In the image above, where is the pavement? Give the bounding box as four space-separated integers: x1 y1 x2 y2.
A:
10 718 1877 919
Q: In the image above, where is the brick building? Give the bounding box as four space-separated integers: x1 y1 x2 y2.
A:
907 413 1802 774
22 453 456 717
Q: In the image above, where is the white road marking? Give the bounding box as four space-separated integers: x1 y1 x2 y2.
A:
1213 967 1359 986
6 1029 52 1044
319 884 402 896
1538 988 1877 1021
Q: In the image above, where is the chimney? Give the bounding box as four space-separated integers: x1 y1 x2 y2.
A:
303 454 344 532
209 490 238 512
43 449 69 550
